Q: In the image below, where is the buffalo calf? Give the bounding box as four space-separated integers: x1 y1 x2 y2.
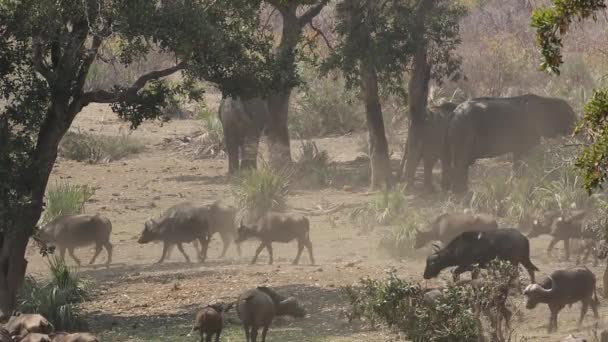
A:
189 303 233 342
5 314 53 340
236 213 314 265
523 266 598 333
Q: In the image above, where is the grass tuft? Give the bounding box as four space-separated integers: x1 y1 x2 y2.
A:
42 182 94 224
59 131 145 163
234 165 291 220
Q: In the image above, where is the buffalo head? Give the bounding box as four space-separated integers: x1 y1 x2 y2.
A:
523 281 553 309
138 219 158 244
234 219 257 244
423 250 442 279
277 297 306 318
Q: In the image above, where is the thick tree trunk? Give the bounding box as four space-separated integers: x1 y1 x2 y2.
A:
360 61 392 190
403 48 432 188
266 90 293 168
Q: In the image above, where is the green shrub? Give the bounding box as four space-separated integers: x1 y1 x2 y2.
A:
344 271 480 341
378 211 424 259
194 102 224 158
350 186 408 229
294 141 333 188
42 182 94 223
59 131 145 163
19 257 90 331
290 70 365 138
234 165 291 220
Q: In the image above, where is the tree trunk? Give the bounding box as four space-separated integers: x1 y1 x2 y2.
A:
266 90 293 168
360 61 392 190
0 224 31 319
403 47 431 187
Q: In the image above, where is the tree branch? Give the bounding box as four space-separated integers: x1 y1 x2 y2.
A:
297 0 329 27
79 61 186 105
309 20 333 51
31 37 53 82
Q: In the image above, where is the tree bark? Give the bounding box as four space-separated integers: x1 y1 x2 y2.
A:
401 0 435 188
266 90 293 168
360 61 392 190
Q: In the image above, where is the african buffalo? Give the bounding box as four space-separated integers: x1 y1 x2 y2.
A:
414 212 497 249
443 94 577 193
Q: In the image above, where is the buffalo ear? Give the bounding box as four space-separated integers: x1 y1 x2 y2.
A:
431 243 441 253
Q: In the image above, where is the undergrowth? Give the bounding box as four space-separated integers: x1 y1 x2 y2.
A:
60 131 145 163
234 164 291 220
42 182 94 224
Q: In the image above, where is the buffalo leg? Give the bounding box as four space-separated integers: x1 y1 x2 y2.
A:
266 243 274 265
219 233 231 258
251 326 259 342
157 242 171 264
215 331 220 342
197 237 209 262
563 238 571 261
68 247 81 266
176 243 191 263
452 265 470 282
578 299 590 327
89 242 103 265
104 241 113 266
306 240 315 265
243 325 250 342
251 242 266 264
546 237 559 258
293 240 304 265
260 326 269 342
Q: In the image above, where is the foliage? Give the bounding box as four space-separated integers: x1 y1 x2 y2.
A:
532 0 608 193
234 165 291 220
343 271 480 341
193 102 224 158
290 69 365 138
293 141 334 188
42 182 94 224
378 211 424 259
324 0 465 95
19 257 90 331
349 186 409 229
59 132 145 163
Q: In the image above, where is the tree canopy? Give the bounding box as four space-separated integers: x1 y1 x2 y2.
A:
532 0 608 192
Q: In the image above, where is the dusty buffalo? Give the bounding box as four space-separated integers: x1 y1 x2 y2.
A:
207 200 241 258
423 228 539 282
526 210 586 261
414 212 497 249
138 202 209 264
36 214 113 266
236 213 314 265
404 102 457 191
523 267 598 333
444 94 577 193
219 97 270 174
4 313 53 340
50 333 99 342
236 286 305 342
189 303 233 342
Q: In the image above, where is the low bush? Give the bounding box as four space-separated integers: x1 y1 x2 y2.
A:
42 182 94 224
234 165 291 220
378 211 425 259
59 131 145 163
294 141 333 188
193 102 224 158
19 257 90 331
349 186 409 230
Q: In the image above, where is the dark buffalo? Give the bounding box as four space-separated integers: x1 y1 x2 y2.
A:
414 212 497 249
523 266 598 333
36 214 113 267
423 228 539 282
444 94 577 193
404 102 457 191
235 213 314 265
138 202 209 264
219 97 270 174
526 210 586 261
236 286 305 342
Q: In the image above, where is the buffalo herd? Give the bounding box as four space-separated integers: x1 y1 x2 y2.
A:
26 93 604 341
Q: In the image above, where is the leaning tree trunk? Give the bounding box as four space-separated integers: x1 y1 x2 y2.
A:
266 90 293 168
360 61 392 190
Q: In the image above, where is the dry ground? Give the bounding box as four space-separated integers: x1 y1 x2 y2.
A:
24 103 608 341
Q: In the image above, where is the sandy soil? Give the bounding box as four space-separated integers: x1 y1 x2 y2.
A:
24 103 608 341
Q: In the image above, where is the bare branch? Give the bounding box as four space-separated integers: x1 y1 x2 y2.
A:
79 61 186 105
297 0 329 27
309 20 333 51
